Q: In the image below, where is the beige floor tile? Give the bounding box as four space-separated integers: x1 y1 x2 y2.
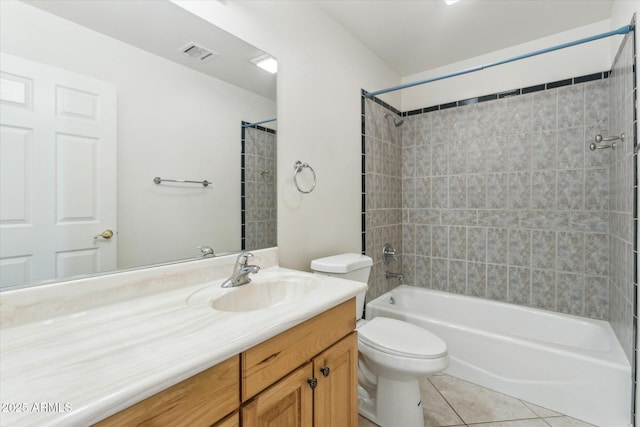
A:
421 377 465 427
429 375 538 424
470 419 550 426
358 414 380 427
358 374 584 427
543 416 598 426
522 401 561 417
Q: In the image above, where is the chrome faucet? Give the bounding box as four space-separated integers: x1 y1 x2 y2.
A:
198 245 215 257
221 252 261 288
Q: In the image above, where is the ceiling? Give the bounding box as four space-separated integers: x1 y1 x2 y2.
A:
313 0 614 76
23 0 277 100
20 0 615 94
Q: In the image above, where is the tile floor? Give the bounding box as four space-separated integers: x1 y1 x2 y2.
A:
358 374 597 427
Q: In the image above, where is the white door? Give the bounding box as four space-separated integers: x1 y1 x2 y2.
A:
0 53 117 289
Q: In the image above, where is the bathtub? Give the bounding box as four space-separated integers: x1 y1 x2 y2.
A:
365 285 631 427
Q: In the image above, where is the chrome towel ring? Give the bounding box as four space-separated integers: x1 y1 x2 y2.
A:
293 160 316 193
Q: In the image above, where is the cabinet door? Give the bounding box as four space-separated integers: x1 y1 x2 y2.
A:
242 299 355 401
242 363 313 427
214 412 239 427
313 332 358 427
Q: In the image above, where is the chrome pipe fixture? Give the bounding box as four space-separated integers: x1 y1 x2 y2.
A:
197 245 215 257
385 271 404 281
382 243 397 264
589 133 624 151
383 112 404 127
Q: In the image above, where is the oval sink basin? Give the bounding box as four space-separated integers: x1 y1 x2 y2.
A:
212 275 318 312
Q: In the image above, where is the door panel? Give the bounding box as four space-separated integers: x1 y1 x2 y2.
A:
0 53 116 289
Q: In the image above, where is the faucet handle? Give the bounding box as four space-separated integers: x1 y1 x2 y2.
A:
237 252 254 267
382 243 397 264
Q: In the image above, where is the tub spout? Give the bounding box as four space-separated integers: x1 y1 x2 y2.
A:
385 271 404 281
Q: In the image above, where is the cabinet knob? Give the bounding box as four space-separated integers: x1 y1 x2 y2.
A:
320 366 330 377
307 378 318 389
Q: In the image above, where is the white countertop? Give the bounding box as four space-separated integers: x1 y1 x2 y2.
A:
0 250 366 426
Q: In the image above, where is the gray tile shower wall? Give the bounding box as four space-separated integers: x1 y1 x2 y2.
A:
242 126 277 250
364 99 403 299
608 29 636 364
398 77 613 321
364 47 636 364
365 76 615 318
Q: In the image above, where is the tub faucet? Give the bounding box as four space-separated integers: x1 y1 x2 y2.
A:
385 271 404 281
221 252 260 288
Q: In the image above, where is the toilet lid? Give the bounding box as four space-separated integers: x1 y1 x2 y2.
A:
358 317 447 359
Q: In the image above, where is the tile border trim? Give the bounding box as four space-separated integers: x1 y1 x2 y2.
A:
361 71 609 118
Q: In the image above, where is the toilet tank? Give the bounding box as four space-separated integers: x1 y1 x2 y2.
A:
310 253 372 320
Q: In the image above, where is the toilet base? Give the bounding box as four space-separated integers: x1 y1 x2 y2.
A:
358 377 424 427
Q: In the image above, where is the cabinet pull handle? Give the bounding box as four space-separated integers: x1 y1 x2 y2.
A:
320 367 330 377
307 378 318 389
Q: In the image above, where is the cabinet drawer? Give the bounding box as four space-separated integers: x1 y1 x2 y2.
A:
94 355 239 427
241 298 355 401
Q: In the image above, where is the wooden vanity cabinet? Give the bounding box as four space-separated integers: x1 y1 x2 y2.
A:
242 362 314 426
241 332 358 427
93 299 357 427
312 332 358 426
215 412 240 427
241 299 358 427
94 356 239 427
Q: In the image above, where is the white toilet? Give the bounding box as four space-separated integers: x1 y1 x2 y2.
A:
311 253 449 427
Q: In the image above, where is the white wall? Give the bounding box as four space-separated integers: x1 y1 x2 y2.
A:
173 0 401 271
395 2 639 112
0 1 276 268
397 19 614 111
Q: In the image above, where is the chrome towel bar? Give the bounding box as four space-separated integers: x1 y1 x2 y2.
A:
153 176 211 187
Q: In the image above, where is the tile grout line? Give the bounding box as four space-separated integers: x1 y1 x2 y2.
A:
426 376 470 426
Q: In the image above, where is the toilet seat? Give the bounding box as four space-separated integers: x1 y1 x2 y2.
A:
358 317 447 359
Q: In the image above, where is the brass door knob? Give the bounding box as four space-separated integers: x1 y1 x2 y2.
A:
94 229 114 239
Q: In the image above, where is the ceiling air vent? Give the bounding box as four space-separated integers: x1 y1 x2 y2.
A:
180 42 218 62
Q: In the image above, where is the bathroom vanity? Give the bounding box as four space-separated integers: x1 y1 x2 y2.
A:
0 248 365 426
95 299 358 426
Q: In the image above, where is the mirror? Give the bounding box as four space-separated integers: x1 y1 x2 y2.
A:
0 0 277 290
241 121 277 250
